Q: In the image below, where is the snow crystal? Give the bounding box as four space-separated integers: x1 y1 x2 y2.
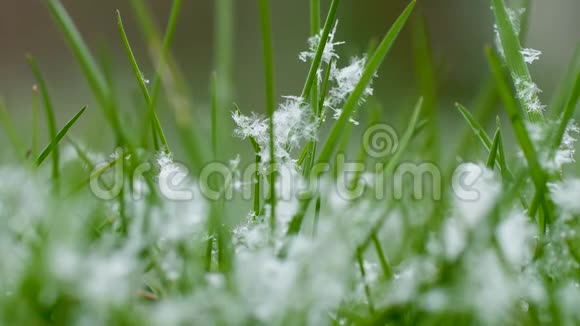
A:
466 250 515 323
299 21 344 65
232 96 315 173
443 218 467 260
514 77 546 113
550 178 580 215
452 163 501 228
553 122 579 170
325 56 374 122
496 211 537 266
521 48 542 64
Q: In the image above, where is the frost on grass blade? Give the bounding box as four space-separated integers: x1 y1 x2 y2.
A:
514 77 546 113
299 21 344 66
233 96 316 173
521 48 542 64
493 7 526 58
325 56 375 123
525 120 579 172
299 21 374 124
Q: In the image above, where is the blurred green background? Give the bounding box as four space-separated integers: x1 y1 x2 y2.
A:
1 0 579 160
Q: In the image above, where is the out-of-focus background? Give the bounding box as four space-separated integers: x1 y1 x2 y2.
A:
1 0 579 159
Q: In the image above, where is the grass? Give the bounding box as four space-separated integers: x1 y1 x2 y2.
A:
2 0 580 325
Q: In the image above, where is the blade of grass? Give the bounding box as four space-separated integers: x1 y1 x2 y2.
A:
300 0 340 100
486 47 547 211
317 0 416 165
298 59 334 169
66 137 94 169
529 48 580 221
129 0 206 170
486 127 501 169
27 56 60 181
371 234 393 280
234 104 262 215
211 73 219 160
117 10 170 154
0 99 25 158
128 0 193 125
36 106 87 167
215 0 234 115
495 118 510 180
312 196 321 237
148 0 181 132
46 0 125 142
455 103 512 178
412 13 439 163
288 98 422 236
258 0 277 231
32 86 39 158
456 103 493 149
303 0 321 175
490 0 543 121
213 0 234 157
551 61 580 151
356 248 376 315
451 77 498 163
549 44 580 119
381 98 423 173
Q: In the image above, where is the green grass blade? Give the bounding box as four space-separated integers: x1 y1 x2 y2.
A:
456 103 493 149
381 97 423 173
550 44 580 119
312 196 321 237
451 77 498 164
258 0 277 231
149 0 181 106
0 99 25 158
495 119 509 179
128 0 206 170
356 248 376 315
211 73 219 160
317 0 416 165
66 137 94 169
551 60 580 150
310 0 320 35
298 59 334 169
300 0 340 100
486 47 546 194
486 127 501 169
215 0 234 111
490 0 543 121
27 56 60 181
117 10 170 154
32 86 39 158
46 0 125 141
36 106 88 167
456 103 513 176
372 234 392 280
288 98 422 236
412 13 439 162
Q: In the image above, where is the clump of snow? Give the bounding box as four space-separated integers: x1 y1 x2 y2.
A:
233 96 316 173
496 210 537 267
325 56 374 123
550 178 580 215
299 22 344 66
514 77 546 113
521 48 542 64
452 163 502 228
